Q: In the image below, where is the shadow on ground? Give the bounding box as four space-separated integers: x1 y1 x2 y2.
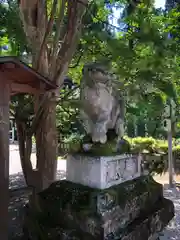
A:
9 170 66 240
159 185 180 240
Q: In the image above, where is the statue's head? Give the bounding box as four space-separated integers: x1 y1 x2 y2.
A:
82 62 112 86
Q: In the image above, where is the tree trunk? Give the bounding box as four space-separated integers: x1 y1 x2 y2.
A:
16 119 38 187
18 0 89 191
15 97 57 191
35 96 57 190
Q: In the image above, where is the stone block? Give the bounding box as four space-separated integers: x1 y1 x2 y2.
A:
117 198 174 240
23 175 174 240
66 154 143 189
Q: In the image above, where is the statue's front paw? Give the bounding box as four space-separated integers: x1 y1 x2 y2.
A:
100 134 107 144
92 131 107 144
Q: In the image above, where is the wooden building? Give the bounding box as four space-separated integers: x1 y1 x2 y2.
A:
0 56 57 239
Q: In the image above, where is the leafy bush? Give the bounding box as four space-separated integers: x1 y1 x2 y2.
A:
62 133 84 153
32 136 36 144
173 145 180 159
59 134 180 174
63 133 83 144
60 134 180 155
130 137 156 153
124 136 175 155
125 137 180 175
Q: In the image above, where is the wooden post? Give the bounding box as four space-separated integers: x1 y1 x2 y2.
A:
0 77 10 240
168 128 174 188
166 100 175 188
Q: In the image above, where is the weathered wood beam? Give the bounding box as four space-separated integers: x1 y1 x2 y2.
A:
0 76 10 240
11 83 43 95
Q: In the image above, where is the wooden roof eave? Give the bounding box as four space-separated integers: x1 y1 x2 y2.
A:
0 56 58 92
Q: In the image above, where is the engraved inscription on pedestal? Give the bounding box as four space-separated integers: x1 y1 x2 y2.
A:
102 155 141 189
66 154 142 189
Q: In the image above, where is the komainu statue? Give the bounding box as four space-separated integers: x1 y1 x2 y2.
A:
80 62 125 144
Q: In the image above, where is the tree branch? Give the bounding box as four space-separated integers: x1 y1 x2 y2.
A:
10 109 15 118
54 0 88 85
85 1 124 31
36 0 58 71
49 0 66 78
27 94 48 137
69 50 84 68
18 0 39 46
59 85 79 103
37 0 47 31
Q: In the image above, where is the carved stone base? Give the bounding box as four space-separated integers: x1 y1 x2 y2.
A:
23 176 174 240
66 154 143 189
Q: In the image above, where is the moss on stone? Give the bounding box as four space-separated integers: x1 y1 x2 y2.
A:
81 141 118 156
32 175 162 224
23 175 173 239
69 140 131 156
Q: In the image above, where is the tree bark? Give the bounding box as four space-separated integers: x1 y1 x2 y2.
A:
14 97 57 191
16 120 35 186
18 0 89 191
35 97 57 190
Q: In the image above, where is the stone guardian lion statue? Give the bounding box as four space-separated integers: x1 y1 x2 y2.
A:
80 63 125 144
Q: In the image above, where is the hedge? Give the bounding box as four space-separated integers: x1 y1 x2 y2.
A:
124 136 179 154
59 135 180 175
125 137 180 175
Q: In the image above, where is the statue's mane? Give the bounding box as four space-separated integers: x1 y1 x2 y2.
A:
82 63 112 87
82 62 107 74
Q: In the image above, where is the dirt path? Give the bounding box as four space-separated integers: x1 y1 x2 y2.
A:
154 172 180 184
9 144 66 175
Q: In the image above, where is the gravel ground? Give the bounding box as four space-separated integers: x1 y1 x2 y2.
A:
9 170 66 239
159 185 180 240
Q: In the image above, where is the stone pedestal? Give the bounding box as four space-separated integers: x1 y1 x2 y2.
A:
23 154 174 240
66 154 143 189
